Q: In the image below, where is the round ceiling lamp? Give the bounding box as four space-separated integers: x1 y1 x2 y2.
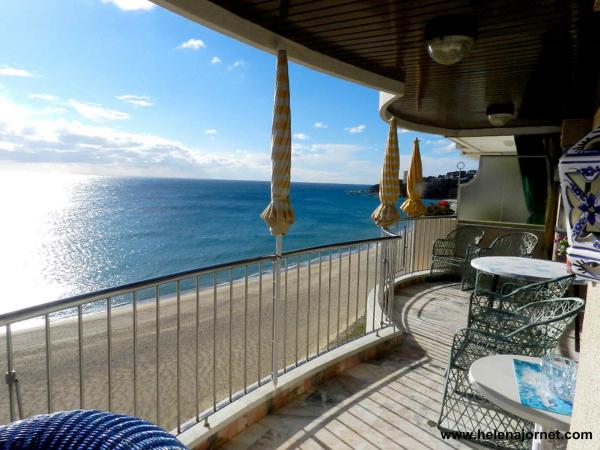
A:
486 103 515 127
425 16 477 65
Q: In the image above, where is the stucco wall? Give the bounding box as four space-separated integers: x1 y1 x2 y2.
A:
567 282 600 449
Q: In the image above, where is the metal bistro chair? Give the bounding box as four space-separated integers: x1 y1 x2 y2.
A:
461 232 539 291
430 227 485 280
437 297 584 450
0 410 187 450
467 274 575 331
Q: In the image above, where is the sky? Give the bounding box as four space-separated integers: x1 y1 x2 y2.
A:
0 0 478 185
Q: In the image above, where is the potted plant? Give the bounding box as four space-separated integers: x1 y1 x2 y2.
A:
554 234 572 272
425 200 455 216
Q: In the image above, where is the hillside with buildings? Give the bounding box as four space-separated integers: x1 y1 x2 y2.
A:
367 169 477 199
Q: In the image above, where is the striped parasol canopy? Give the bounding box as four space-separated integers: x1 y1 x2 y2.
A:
261 50 295 235
401 137 427 217
371 118 400 228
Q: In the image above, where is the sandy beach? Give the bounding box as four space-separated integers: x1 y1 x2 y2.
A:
0 245 389 432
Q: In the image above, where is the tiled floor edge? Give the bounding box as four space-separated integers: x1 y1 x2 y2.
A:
179 328 400 450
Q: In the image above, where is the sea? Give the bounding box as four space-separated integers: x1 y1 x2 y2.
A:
0 172 437 315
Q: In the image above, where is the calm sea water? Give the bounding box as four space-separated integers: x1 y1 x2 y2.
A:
0 172 436 314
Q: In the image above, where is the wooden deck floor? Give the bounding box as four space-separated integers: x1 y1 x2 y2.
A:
221 281 484 450
221 280 578 450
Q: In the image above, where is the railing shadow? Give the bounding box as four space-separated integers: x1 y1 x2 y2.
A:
223 281 482 450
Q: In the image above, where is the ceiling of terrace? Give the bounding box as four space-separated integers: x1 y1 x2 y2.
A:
157 0 600 135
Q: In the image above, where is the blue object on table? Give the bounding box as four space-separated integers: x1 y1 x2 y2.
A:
513 359 573 416
0 410 188 449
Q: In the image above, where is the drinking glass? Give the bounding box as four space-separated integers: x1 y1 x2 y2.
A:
541 355 577 403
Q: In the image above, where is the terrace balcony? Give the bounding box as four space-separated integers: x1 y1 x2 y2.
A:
2 0 598 448
0 215 581 449
221 279 578 450
221 280 477 450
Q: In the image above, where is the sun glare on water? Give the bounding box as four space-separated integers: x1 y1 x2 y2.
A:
0 171 96 314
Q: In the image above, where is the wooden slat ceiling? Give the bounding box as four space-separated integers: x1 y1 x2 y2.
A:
211 0 600 132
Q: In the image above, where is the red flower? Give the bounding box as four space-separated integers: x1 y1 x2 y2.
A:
438 200 449 207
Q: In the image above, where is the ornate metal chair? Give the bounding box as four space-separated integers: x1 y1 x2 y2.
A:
468 274 575 331
430 227 485 279
437 297 584 449
461 232 539 290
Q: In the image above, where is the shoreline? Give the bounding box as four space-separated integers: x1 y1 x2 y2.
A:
8 242 383 333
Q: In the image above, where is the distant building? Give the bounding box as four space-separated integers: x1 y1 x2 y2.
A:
369 168 477 199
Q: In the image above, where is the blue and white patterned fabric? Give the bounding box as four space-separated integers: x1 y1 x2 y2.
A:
0 410 188 450
559 126 600 280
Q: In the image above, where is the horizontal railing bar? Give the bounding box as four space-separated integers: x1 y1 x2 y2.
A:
282 235 401 257
404 214 456 220
2 235 411 327
0 255 274 326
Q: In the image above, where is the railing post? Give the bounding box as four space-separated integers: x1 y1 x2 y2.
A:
410 220 417 273
5 324 23 421
377 236 387 332
272 235 282 387
402 225 408 274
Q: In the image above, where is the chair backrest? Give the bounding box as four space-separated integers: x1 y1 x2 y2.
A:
446 226 485 258
508 297 584 353
503 275 574 306
489 232 538 256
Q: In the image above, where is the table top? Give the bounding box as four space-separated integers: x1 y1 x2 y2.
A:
469 355 571 430
471 256 575 282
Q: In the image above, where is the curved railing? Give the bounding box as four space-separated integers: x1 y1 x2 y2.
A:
0 216 457 436
384 215 458 273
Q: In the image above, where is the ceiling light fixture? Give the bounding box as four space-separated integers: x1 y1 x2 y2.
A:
425 16 477 65
486 103 515 127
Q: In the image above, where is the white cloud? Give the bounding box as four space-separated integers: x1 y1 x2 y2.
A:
0 67 37 78
205 129 217 135
293 133 309 140
0 94 475 184
29 94 58 101
178 39 206 50
290 143 381 183
345 124 366 134
398 128 410 133
68 99 130 121
425 139 446 145
117 94 154 107
40 107 67 115
101 0 155 11
0 95 272 180
314 122 328 129
426 138 457 154
0 94 377 182
211 56 222 64
227 60 246 71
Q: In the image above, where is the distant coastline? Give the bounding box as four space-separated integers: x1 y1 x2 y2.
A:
364 169 477 200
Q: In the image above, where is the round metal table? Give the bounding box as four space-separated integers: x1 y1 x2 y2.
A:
469 355 571 450
470 257 571 282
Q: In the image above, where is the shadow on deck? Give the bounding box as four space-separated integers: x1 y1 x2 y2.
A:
221 281 485 450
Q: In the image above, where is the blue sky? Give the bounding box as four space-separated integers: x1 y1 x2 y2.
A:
0 0 477 184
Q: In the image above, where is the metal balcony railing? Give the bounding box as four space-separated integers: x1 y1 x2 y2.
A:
0 215 456 436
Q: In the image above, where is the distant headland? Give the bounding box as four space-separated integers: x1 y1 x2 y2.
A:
362 169 477 199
